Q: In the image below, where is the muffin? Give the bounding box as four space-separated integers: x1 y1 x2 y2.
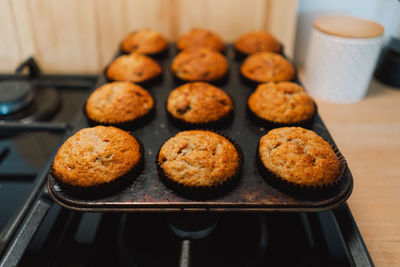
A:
257 127 344 192
84 81 154 128
235 31 282 55
176 28 224 51
167 82 233 127
106 52 162 84
52 126 143 193
121 29 168 55
171 48 228 82
157 130 242 194
248 82 316 127
240 52 295 84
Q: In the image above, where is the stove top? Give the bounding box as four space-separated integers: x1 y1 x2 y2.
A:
14 205 372 267
0 58 374 267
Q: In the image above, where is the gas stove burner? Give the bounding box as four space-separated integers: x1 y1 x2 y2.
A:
117 214 268 267
167 214 219 267
0 85 61 123
0 81 34 115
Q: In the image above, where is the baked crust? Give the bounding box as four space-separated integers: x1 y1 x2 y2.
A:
259 127 340 186
52 126 141 187
248 82 315 123
171 48 228 82
106 52 162 83
167 82 232 123
158 130 239 187
86 81 154 123
240 52 295 83
121 29 168 54
235 31 281 55
176 28 224 51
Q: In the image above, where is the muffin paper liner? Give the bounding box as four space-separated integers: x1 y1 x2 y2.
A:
119 43 169 59
234 45 284 62
50 135 144 199
172 70 230 87
173 44 227 55
239 70 298 89
246 99 318 129
166 107 234 130
82 98 156 131
165 92 235 130
103 65 163 88
155 130 244 200
256 140 347 198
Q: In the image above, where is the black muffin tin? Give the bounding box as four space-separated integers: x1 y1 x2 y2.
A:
48 45 353 212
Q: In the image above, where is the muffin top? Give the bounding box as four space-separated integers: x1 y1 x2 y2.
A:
167 82 233 123
106 52 162 83
235 31 282 55
248 82 315 123
52 126 141 187
259 127 340 186
240 52 295 83
158 130 239 187
86 81 154 123
121 29 168 55
176 28 225 51
171 48 228 82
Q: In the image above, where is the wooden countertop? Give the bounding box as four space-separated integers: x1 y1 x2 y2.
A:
308 78 400 266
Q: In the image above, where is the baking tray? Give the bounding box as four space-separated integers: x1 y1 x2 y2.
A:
48 45 353 212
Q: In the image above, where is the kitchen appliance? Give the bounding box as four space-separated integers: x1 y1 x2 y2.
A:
374 0 400 88
0 54 373 267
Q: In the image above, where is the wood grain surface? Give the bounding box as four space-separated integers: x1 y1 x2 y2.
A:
301 73 400 267
0 0 298 73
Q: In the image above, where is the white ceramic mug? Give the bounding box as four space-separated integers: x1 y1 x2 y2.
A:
304 18 384 103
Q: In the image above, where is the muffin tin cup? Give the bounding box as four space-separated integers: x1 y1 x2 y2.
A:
255 141 348 199
155 130 244 200
246 100 318 130
103 65 164 89
50 136 144 199
82 99 156 131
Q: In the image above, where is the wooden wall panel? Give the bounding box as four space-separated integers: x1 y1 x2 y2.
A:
125 0 172 37
0 0 21 72
0 0 298 74
10 0 36 61
268 0 298 58
94 0 126 69
177 0 267 41
27 0 99 73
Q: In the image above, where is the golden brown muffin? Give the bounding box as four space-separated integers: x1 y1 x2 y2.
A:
167 82 233 124
235 31 282 55
248 82 315 124
121 29 168 55
158 130 240 188
85 81 154 124
176 28 225 51
106 52 162 83
171 48 228 82
52 126 141 188
259 127 340 187
240 52 295 83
